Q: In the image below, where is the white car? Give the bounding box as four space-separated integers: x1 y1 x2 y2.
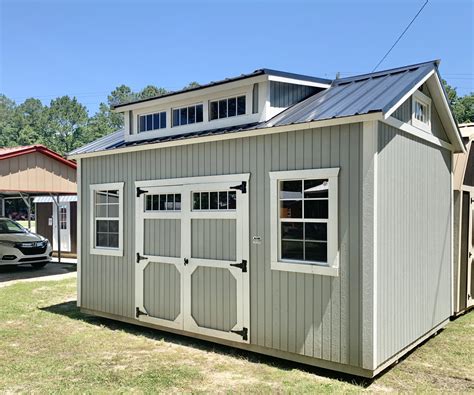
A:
0 217 52 268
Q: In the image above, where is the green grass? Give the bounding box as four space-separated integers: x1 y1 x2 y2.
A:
0 278 472 393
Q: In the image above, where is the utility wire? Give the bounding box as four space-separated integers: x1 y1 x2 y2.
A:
372 0 429 72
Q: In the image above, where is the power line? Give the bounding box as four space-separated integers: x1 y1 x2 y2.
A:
372 0 429 72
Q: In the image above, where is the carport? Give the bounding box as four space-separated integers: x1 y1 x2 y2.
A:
0 145 77 262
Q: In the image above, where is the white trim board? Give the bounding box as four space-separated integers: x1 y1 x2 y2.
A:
76 158 82 307
69 113 383 160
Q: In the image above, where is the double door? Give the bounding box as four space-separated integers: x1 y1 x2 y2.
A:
135 174 250 343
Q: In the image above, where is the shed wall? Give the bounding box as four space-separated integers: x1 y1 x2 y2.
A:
376 122 452 365
80 123 364 368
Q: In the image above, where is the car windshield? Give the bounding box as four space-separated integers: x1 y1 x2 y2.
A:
0 218 27 234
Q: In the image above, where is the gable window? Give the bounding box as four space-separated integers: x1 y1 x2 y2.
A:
412 90 431 132
172 104 203 127
139 111 167 133
90 183 124 256
269 168 339 276
209 95 246 121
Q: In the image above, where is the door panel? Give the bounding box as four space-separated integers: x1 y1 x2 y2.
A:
144 219 181 257
191 266 237 332
53 202 71 252
191 219 236 261
468 194 474 307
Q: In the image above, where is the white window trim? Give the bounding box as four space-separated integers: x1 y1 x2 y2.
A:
269 168 339 276
138 111 167 133
172 103 204 128
209 94 247 121
412 90 432 132
90 182 124 256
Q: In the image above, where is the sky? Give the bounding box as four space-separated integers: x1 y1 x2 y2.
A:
0 0 473 114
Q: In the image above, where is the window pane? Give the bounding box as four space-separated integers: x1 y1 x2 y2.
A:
160 112 166 128
175 194 181 210
280 200 302 218
97 220 108 233
109 220 119 233
281 222 303 240
305 223 327 241
196 104 203 122
96 205 107 217
237 96 246 115
304 179 329 198
210 192 218 209
305 242 327 262
166 194 174 210
280 180 302 199
108 191 119 204
108 204 119 218
219 191 228 209
152 195 159 211
96 191 107 203
218 99 227 118
96 233 108 247
146 114 153 131
160 195 166 210
145 195 152 211
281 240 304 260
210 101 218 120
201 192 209 210
172 109 180 127
180 108 188 125
139 116 145 132
193 193 200 210
109 233 119 248
228 191 236 209
228 97 236 117
188 106 196 124
153 113 160 130
304 200 328 219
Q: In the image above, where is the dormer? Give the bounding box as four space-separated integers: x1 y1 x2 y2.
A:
113 69 331 143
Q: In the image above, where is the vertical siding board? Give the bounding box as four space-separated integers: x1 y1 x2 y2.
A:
264 134 273 349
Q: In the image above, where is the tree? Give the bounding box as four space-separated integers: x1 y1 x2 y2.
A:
46 96 89 155
442 80 474 124
0 95 17 146
12 98 48 146
138 85 168 99
183 81 200 90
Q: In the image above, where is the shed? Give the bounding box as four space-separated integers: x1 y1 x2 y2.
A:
69 60 464 377
453 123 474 314
0 145 77 256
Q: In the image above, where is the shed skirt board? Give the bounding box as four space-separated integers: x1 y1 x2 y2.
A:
134 175 250 343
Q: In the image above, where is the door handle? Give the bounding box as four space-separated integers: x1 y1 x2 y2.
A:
184 258 189 265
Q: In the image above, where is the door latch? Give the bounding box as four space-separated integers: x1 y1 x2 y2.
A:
184 258 189 265
136 253 148 263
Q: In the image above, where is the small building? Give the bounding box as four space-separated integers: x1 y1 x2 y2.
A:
69 60 465 377
453 123 474 314
0 145 77 256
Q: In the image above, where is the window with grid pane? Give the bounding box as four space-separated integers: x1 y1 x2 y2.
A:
94 190 120 248
192 190 237 211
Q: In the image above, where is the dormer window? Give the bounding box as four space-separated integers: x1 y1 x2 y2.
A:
172 104 204 127
209 95 246 121
139 111 167 133
412 90 431 132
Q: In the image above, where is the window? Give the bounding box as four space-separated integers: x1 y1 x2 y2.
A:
252 83 259 114
90 183 124 256
138 111 167 133
269 168 339 276
412 90 431 132
60 206 67 230
145 193 181 211
209 95 246 120
172 104 203 127
192 191 237 211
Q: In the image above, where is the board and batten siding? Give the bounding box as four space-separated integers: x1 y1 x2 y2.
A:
80 123 364 368
376 122 452 365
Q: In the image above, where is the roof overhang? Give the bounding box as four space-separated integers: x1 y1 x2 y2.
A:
0 145 77 169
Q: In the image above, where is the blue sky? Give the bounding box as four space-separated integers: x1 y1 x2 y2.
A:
1 0 472 114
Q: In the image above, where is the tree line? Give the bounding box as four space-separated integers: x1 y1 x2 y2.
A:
0 80 472 156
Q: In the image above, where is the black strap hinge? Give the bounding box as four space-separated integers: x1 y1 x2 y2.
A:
230 327 248 340
137 187 148 197
136 253 148 263
136 307 148 318
230 181 247 194
230 259 247 273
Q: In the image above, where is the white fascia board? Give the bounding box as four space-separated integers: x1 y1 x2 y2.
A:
113 75 268 113
68 112 383 160
267 75 331 88
384 69 435 119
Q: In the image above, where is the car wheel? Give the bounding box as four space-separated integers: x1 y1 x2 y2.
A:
31 262 48 269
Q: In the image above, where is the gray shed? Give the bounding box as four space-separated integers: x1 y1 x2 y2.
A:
69 60 465 377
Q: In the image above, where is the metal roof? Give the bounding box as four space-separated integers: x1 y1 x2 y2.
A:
33 195 78 203
0 145 76 169
112 68 331 109
69 60 443 157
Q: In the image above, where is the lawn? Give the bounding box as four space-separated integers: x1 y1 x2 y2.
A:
0 277 472 393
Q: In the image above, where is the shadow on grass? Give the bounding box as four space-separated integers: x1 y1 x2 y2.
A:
0 263 76 283
40 300 373 388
